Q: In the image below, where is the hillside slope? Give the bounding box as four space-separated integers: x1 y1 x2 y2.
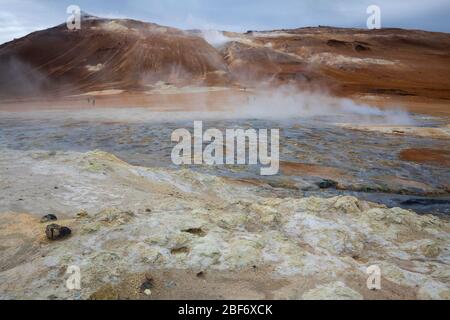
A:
0 15 229 97
0 15 449 101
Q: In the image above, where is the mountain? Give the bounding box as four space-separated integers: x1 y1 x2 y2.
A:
219 27 450 100
0 15 450 101
0 15 229 97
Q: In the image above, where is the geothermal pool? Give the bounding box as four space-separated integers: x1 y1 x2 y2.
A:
0 109 449 215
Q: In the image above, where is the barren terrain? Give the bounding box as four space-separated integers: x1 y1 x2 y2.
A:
0 14 449 300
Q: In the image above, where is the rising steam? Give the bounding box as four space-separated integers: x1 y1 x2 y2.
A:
0 85 415 126
233 85 416 125
201 30 232 47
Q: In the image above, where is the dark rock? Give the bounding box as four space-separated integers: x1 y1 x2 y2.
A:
45 224 71 240
170 247 190 255
140 279 154 292
326 39 349 48
401 198 450 206
182 228 207 237
317 179 338 189
40 214 58 223
354 44 370 52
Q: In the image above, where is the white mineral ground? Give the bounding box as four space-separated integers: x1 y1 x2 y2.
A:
0 149 449 300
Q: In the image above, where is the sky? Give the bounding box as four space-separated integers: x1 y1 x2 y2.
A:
1 0 449 44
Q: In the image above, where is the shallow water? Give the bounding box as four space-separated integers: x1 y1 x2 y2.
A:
0 110 449 215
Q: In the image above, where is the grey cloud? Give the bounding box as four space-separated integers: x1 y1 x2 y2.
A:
0 0 449 45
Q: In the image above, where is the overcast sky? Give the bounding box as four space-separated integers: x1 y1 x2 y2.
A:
1 0 449 44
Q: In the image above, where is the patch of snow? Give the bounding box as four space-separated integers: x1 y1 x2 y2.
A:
85 64 104 72
96 21 130 33
309 53 396 67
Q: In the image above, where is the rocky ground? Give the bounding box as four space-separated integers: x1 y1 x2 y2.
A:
0 149 449 299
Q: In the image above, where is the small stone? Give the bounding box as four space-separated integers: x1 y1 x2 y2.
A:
40 214 58 223
182 228 207 237
45 224 71 240
144 289 152 296
76 211 88 218
171 246 190 255
140 278 154 293
196 271 205 278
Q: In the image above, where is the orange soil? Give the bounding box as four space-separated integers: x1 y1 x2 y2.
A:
399 148 450 167
280 161 352 181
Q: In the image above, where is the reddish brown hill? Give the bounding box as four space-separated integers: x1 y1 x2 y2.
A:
221 27 450 99
0 16 229 97
0 16 449 102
